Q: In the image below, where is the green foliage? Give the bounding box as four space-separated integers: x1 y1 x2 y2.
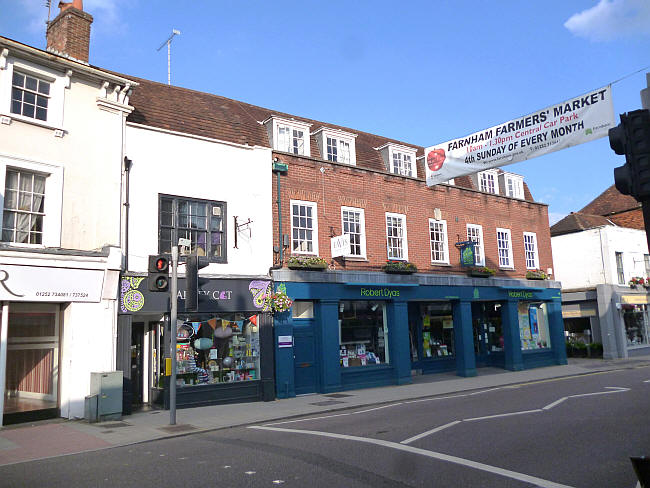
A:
526 269 548 280
287 255 328 269
382 260 418 273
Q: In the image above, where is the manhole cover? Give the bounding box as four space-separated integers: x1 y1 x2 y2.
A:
309 400 345 406
93 422 131 429
157 424 197 433
324 393 353 398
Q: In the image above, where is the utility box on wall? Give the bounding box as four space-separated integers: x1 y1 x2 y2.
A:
89 371 123 422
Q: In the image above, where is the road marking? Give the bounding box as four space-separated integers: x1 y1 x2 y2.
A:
543 398 568 410
400 421 461 445
464 409 543 422
643 380 650 383
249 425 575 488
264 403 401 426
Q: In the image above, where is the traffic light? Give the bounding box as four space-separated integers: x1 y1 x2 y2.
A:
148 255 170 292
611 109 650 201
185 255 209 312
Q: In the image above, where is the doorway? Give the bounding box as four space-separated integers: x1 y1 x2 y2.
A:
293 320 319 395
472 302 504 367
3 303 60 425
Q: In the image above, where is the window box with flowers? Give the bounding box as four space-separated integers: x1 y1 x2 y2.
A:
382 260 418 274
526 269 548 280
629 277 647 289
468 266 496 278
262 290 293 313
287 256 328 270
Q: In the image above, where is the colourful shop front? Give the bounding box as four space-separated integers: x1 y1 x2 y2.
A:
272 270 566 398
117 274 275 413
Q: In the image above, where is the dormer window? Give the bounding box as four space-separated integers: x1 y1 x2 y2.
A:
478 170 499 194
376 144 417 177
501 172 524 199
313 127 357 165
263 116 311 156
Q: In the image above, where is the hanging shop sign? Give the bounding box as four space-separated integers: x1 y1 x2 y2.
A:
455 241 476 267
119 275 272 314
0 264 104 302
425 85 615 185
331 234 351 258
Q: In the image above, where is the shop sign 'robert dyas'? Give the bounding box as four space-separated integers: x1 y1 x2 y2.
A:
425 85 615 185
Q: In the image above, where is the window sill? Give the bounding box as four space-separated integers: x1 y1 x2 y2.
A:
342 256 368 262
431 262 451 267
1 113 65 136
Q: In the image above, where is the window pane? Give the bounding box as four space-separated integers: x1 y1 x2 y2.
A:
12 72 25 87
35 108 47 121
25 76 38 91
22 104 35 118
23 91 35 105
4 189 17 210
211 216 222 232
38 80 50 95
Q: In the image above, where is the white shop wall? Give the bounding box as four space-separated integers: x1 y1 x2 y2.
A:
552 226 649 289
125 125 273 276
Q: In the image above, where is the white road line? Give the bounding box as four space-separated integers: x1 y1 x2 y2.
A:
469 387 503 395
403 393 471 404
644 380 650 383
464 409 543 422
264 403 401 426
249 425 575 488
400 421 461 445
543 397 568 410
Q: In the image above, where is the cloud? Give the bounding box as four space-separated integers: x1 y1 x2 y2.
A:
17 0 132 36
564 0 650 41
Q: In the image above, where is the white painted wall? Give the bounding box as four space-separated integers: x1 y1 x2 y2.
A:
0 54 128 251
125 124 273 276
552 226 649 289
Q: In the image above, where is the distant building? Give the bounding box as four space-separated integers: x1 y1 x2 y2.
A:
551 185 650 358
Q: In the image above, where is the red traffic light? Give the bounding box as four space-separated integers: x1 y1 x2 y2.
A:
155 258 167 271
148 255 169 273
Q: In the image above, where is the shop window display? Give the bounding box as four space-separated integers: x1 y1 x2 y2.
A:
622 305 648 346
174 314 260 386
418 302 454 358
518 302 551 350
339 301 388 367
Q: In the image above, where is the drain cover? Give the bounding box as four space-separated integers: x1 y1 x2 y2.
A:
93 422 131 429
157 424 197 433
309 400 345 406
324 393 353 398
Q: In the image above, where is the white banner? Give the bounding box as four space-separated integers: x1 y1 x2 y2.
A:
425 85 615 186
0 264 104 302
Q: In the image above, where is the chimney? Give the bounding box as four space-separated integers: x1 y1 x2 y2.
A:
46 0 93 63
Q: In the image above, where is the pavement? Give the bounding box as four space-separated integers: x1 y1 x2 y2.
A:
1 355 649 467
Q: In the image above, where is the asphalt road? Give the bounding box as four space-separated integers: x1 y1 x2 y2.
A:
1 365 648 488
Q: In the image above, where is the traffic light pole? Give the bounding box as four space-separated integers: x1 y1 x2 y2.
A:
169 245 178 425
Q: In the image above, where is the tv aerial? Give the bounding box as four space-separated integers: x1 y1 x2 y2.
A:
157 29 181 85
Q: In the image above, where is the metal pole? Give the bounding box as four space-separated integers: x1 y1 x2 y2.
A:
169 246 178 425
167 40 171 86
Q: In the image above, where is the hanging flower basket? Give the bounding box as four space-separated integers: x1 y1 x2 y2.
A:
526 269 548 280
468 266 495 278
287 256 328 270
629 277 646 288
382 260 418 274
262 290 293 313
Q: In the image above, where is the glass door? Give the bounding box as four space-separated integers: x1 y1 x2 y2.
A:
4 303 59 423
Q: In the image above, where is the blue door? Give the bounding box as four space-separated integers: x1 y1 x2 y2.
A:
293 321 319 395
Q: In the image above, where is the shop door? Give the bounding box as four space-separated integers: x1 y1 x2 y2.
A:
3 303 60 425
472 302 504 368
130 324 144 406
293 321 319 395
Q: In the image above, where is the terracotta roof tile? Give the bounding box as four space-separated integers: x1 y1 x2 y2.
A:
124 75 536 201
550 212 614 236
579 184 640 216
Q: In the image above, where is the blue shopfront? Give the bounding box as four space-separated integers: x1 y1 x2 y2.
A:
272 270 566 398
